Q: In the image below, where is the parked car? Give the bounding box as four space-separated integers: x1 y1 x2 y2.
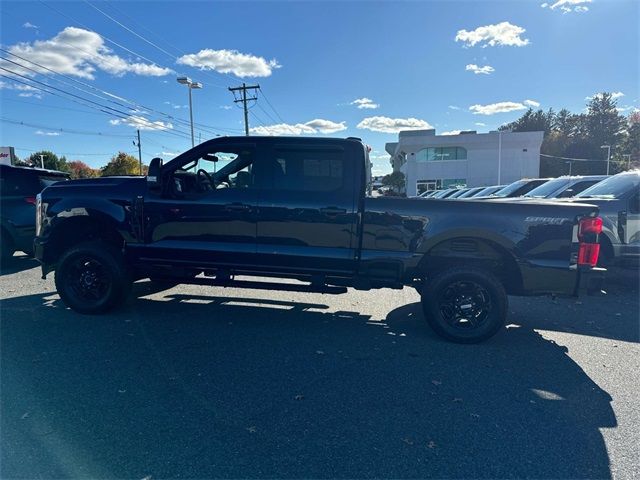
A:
0 164 69 261
472 185 505 197
457 187 486 199
447 188 470 199
570 171 639 266
35 136 605 343
481 178 552 199
418 190 439 198
523 175 607 199
432 188 459 199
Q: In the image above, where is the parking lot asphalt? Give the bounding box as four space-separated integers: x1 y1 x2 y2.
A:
1 256 639 479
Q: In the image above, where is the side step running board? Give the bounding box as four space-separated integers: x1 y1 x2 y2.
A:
153 276 348 294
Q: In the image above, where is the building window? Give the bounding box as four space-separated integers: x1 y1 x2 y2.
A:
415 146 467 162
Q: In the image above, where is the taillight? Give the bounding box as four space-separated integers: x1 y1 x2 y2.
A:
577 216 602 267
24 196 37 205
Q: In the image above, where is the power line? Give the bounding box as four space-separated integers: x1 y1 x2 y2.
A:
0 69 197 142
2 117 135 138
258 87 286 123
1 49 237 136
13 146 137 156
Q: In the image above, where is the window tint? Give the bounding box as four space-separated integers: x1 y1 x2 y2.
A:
629 193 640 214
416 146 467 162
556 180 599 198
268 147 344 191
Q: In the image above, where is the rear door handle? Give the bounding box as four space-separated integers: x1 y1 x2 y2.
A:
225 203 251 212
320 207 347 216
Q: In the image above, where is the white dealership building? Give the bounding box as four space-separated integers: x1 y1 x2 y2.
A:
385 129 544 196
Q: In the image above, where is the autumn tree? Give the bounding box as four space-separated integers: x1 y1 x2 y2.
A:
68 160 99 179
101 152 146 176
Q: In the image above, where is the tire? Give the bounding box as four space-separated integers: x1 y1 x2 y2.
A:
421 267 507 344
1 230 15 263
55 241 132 314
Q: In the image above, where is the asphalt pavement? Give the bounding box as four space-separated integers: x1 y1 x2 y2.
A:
1 255 639 479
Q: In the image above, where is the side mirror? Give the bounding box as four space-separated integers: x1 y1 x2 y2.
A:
147 157 163 189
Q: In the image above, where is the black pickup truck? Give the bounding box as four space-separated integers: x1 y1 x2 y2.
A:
35 136 605 343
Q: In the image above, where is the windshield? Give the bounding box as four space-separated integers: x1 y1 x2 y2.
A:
492 180 527 197
576 173 640 199
524 178 570 198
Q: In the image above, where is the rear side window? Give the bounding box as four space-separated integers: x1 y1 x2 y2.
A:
557 180 599 198
268 147 345 192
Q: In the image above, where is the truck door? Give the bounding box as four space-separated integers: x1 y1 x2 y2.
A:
138 143 261 267
255 142 359 274
623 192 640 245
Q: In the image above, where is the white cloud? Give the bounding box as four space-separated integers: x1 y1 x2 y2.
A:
586 91 624 100
440 130 462 135
469 101 529 115
250 118 347 136
35 130 60 136
448 105 461 110
219 105 232 110
542 0 591 13
160 151 180 157
524 99 541 107
23 22 39 29
465 64 495 75
475 122 487 126
1 27 172 79
357 116 433 133
455 22 530 47
0 81 44 99
109 115 173 131
350 97 379 109
177 49 280 78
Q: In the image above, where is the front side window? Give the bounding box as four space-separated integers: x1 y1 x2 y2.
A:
266 147 345 192
171 146 255 196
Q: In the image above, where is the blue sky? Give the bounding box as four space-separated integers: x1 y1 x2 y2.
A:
1 0 638 174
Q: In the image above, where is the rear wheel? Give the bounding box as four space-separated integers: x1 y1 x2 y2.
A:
421 267 507 343
55 241 131 314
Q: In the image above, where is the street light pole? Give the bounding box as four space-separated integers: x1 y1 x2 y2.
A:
177 76 203 148
600 145 611 175
623 154 631 170
566 160 572 175
497 131 503 184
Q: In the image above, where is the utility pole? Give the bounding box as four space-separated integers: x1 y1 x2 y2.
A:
38 154 45 169
228 83 259 136
623 154 631 170
600 145 611 175
135 129 142 174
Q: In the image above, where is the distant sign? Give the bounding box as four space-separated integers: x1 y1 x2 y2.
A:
0 147 16 165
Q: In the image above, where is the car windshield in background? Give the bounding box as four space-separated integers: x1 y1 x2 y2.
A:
577 173 640 199
492 180 527 197
524 178 570 198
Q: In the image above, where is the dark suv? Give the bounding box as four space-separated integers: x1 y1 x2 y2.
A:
1 164 69 261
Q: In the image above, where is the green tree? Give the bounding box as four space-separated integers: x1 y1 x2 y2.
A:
68 160 99 179
381 171 406 192
101 152 146 176
27 150 70 172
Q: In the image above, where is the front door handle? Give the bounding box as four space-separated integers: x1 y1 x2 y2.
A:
320 207 347 216
225 203 251 212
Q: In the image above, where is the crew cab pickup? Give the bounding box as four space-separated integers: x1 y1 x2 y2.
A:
35 136 605 343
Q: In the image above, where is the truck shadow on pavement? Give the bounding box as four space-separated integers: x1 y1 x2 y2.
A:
0 254 40 276
1 287 617 479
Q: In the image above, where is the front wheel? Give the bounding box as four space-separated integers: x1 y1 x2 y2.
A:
421 267 507 343
55 241 131 314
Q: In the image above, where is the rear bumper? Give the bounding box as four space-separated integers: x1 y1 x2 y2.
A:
576 267 607 296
